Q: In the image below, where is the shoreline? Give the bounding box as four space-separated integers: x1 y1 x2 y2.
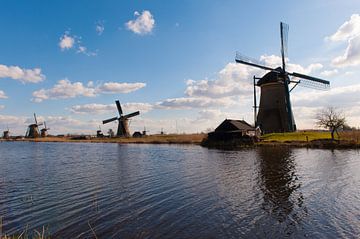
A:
2 133 360 149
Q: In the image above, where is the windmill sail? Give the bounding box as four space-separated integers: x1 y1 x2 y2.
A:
102 100 140 137
280 22 289 71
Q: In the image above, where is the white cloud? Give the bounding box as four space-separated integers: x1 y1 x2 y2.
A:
260 55 323 74
59 31 97 56
32 80 147 102
320 69 339 77
0 64 45 83
0 105 4 110
327 14 360 42
327 14 360 67
156 97 234 109
126 10 155 35
292 84 360 108
59 32 75 50
77 46 97 56
32 78 96 102
0 90 7 99
123 102 153 113
184 56 323 100
97 82 146 94
332 35 360 67
70 102 153 114
95 21 105 35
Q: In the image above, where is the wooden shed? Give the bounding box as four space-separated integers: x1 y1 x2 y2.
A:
208 119 259 141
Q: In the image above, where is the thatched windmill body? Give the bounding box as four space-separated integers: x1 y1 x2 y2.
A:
40 121 50 137
103 100 140 137
235 22 330 133
26 113 43 138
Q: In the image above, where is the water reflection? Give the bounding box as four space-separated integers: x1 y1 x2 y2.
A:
256 147 307 233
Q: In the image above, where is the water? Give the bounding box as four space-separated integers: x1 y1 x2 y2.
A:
0 142 359 238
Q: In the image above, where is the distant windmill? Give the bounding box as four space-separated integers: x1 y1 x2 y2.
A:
3 126 10 139
40 121 50 137
102 100 140 137
26 113 43 138
235 22 330 133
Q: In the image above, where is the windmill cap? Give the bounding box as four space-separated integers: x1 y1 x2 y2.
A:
257 67 287 86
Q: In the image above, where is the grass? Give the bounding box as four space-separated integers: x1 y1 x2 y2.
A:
261 131 334 142
16 133 207 145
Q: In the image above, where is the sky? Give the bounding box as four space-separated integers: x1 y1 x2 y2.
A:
1 0 360 135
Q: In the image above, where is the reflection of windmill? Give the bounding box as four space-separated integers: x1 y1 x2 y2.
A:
40 121 50 137
102 100 140 137
235 22 330 133
26 113 43 138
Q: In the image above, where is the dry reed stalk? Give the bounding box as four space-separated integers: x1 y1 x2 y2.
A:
88 221 98 239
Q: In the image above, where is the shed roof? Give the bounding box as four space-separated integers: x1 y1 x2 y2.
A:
215 119 254 132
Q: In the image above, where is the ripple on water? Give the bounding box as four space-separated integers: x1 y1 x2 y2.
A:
0 142 359 238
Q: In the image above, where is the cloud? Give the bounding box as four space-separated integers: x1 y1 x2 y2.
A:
32 78 96 102
32 79 147 102
0 105 4 110
327 14 360 42
70 102 153 114
327 14 360 67
95 21 105 35
320 69 339 77
332 35 360 67
59 32 75 50
292 84 360 108
0 64 45 83
59 31 97 56
126 10 155 35
184 56 323 99
0 90 7 99
97 82 146 94
156 97 234 109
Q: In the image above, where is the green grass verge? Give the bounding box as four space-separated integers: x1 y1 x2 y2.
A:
261 131 334 142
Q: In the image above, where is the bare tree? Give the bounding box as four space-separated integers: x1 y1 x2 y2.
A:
316 107 346 140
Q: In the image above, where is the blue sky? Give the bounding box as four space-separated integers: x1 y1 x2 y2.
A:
1 0 360 134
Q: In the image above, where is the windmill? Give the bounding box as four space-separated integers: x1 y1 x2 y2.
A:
26 113 43 138
102 100 140 137
3 126 10 139
235 22 330 133
40 121 50 137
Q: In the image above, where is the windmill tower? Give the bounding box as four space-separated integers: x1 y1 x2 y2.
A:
3 126 10 139
26 113 43 138
102 100 140 137
235 22 330 133
40 121 50 137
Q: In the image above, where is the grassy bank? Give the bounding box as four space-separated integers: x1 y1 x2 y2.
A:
10 134 207 145
260 131 333 142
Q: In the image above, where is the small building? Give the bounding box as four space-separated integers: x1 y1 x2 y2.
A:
208 119 259 141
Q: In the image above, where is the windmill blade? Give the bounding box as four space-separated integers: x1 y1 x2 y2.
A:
115 100 123 116
289 72 330 90
38 123 44 126
235 52 278 72
123 111 140 119
44 121 47 129
103 116 119 124
34 113 38 125
280 22 289 71
290 72 330 85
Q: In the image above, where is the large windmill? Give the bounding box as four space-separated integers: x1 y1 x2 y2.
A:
102 100 140 137
235 22 330 133
26 113 43 138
